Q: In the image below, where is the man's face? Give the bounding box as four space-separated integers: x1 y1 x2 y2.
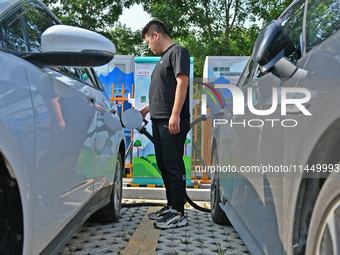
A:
145 32 159 55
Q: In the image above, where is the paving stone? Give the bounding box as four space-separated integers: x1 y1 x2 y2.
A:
59 200 250 254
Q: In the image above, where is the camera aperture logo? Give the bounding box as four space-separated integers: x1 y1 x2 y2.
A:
201 83 311 128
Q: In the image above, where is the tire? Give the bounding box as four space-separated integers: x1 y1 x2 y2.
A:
210 148 230 225
305 172 340 255
92 152 123 222
0 175 23 255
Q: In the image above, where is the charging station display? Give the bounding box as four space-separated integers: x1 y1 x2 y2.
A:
203 56 250 99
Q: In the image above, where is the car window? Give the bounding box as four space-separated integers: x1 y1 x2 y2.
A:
279 0 305 61
0 25 2 48
24 7 57 52
238 1 306 89
1 11 27 51
306 0 340 52
0 3 102 90
237 58 265 88
93 69 105 91
56 67 101 89
237 58 256 88
57 67 83 80
80 68 100 89
0 3 57 52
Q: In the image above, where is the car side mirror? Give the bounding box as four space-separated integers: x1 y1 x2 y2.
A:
253 20 295 73
21 25 115 67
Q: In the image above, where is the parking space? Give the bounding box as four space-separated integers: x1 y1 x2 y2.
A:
59 199 249 255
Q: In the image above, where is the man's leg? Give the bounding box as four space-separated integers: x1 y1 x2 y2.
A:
152 117 190 229
160 117 190 215
152 119 172 206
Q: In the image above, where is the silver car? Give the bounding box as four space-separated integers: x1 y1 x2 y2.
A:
211 0 340 254
0 0 125 254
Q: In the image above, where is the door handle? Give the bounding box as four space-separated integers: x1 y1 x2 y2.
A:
85 93 96 104
104 100 117 114
109 104 118 114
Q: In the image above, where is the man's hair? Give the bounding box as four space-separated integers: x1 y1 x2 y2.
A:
142 19 171 39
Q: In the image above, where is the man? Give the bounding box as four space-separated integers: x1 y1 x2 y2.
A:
139 19 190 229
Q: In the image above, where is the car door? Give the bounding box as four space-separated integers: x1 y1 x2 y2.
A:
79 67 122 198
225 1 306 253
0 3 100 253
28 66 99 254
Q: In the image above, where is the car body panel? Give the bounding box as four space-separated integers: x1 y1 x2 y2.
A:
213 0 340 254
0 51 36 253
0 0 125 254
26 63 97 253
0 0 22 16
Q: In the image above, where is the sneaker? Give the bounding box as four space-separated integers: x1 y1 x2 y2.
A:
148 206 171 220
153 209 188 229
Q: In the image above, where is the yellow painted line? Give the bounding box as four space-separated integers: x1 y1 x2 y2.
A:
147 184 156 188
123 207 162 255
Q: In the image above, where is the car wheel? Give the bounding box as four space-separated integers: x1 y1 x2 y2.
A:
0 175 23 254
112 152 123 220
305 172 340 255
210 148 229 225
92 153 123 222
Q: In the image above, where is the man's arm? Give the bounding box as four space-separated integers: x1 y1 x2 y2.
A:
169 73 189 135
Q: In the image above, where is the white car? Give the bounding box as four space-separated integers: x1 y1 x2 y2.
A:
0 0 126 254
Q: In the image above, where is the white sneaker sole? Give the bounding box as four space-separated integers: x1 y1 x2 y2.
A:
154 219 188 229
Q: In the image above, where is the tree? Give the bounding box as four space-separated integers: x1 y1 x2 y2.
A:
42 0 134 32
43 0 292 77
107 23 146 56
247 0 293 24
137 0 290 77
139 0 271 42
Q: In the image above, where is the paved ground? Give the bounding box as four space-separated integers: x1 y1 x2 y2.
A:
59 199 250 255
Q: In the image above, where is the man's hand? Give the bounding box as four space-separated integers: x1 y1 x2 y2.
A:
169 114 180 135
139 104 150 118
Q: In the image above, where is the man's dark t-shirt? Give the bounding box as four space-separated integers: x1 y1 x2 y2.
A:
149 44 190 119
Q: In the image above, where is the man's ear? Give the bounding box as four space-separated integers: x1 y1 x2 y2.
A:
154 31 160 40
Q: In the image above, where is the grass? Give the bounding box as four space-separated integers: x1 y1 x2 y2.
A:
180 235 192 245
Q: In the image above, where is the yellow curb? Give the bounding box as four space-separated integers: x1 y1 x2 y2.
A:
122 206 162 255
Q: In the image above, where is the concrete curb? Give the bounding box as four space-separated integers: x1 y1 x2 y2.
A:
122 187 210 201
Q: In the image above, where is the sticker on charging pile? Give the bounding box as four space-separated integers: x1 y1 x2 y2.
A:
137 64 152 76
200 82 225 114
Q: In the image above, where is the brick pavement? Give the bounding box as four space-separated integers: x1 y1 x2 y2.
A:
59 199 250 255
